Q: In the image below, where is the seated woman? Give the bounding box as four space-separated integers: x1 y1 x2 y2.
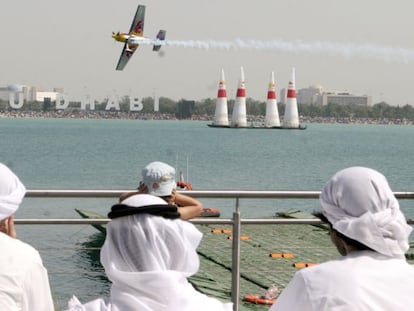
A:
66 194 232 311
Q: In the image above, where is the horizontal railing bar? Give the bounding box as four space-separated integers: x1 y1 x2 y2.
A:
239 218 414 225
24 190 321 198
13 218 414 225
13 218 234 225
14 219 233 225
25 190 414 199
26 190 125 198
14 218 318 225
15 219 111 225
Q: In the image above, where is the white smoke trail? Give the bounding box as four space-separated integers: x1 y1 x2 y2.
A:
148 38 414 63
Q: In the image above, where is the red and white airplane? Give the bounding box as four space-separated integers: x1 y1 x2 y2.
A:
112 5 166 71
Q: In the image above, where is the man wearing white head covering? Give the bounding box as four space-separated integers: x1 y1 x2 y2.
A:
0 163 54 311
67 194 232 311
270 166 414 311
120 161 203 220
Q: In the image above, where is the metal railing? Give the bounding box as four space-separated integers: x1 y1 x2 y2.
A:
16 190 414 311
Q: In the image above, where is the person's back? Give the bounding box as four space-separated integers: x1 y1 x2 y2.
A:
66 194 232 311
0 163 54 311
0 233 53 311
278 250 414 310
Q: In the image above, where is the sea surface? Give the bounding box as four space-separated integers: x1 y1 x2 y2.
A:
0 117 413 309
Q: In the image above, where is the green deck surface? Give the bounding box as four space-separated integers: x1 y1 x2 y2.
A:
192 222 337 309
191 209 414 310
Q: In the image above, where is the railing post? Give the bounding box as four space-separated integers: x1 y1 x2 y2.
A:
231 197 241 311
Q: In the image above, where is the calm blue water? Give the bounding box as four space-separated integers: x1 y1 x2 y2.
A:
1 117 413 309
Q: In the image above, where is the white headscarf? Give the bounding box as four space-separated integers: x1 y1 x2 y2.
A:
320 166 412 258
0 163 26 221
66 194 231 311
103 194 201 275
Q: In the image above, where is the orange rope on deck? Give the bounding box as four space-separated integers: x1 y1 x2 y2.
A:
269 253 295 259
211 228 232 234
228 235 250 241
293 262 318 268
243 295 275 305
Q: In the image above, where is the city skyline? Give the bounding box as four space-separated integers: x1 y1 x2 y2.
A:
0 82 373 106
1 1 414 106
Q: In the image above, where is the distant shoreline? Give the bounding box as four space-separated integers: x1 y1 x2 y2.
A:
0 110 413 125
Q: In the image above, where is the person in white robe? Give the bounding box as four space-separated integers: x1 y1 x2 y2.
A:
270 166 414 311
67 194 232 311
0 163 54 311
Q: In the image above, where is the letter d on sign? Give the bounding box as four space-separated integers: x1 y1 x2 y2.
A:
56 94 69 109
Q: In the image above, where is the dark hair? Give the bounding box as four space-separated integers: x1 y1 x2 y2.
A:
313 212 373 251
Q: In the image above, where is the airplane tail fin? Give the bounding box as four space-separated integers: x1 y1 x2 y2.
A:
153 30 166 51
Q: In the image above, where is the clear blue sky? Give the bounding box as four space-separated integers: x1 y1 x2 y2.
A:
1 0 413 105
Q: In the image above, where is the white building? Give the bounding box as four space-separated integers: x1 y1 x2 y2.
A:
0 87 9 101
36 91 59 101
0 84 63 102
317 92 372 106
286 85 372 107
297 85 323 105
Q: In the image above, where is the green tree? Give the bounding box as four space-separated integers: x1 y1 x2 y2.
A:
159 97 176 113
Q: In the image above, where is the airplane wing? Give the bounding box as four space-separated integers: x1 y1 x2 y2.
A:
115 5 145 71
129 5 145 36
115 42 139 71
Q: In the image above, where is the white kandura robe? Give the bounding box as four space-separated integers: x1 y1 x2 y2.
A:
0 232 54 311
66 194 232 311
270 250 414 311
